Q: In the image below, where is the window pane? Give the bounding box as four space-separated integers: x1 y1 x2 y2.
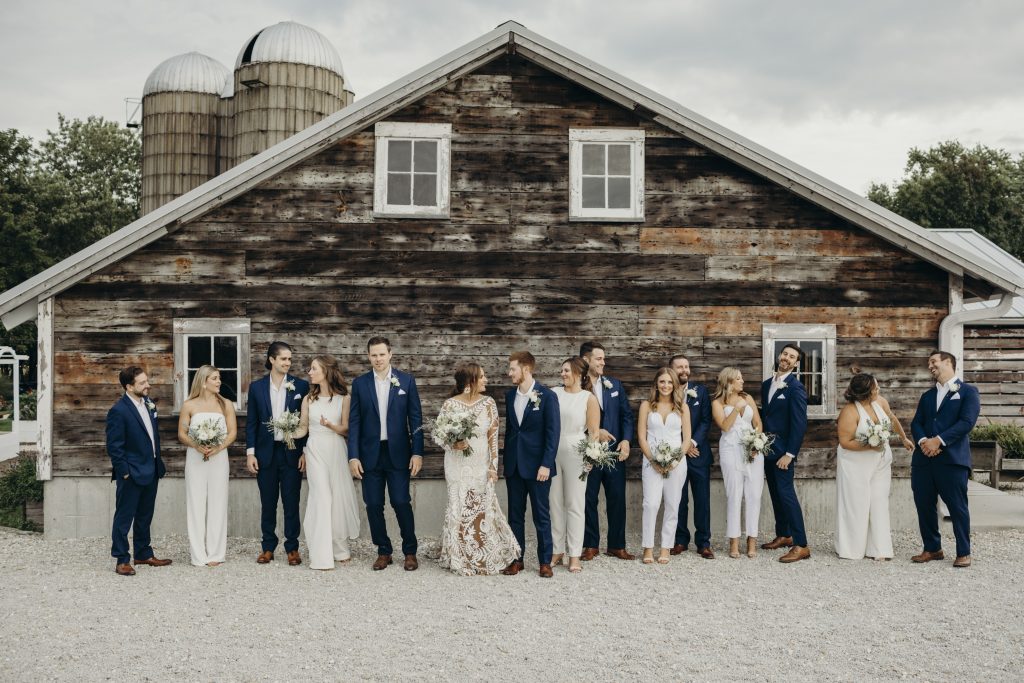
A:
413 140 437 172
581 144 605 175
581 177 605 208
387 140 411 172
187 336 211 368
219 370 238 403
800 342 824 374
607 177 631 209
387 173 412 205
187 369 198 391
412 173 437 206
804 373 824 406
213 336 237 369
608 144 631 175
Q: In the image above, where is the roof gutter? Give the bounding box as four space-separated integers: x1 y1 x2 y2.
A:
939 291 1015 353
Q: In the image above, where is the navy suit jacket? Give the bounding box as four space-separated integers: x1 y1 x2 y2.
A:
245 374 310 466
596 376 634 448
684 382 713 465
106 394 165 486
910 381 980 469
504 382 560 479
760 375 808 460
347 369 424 470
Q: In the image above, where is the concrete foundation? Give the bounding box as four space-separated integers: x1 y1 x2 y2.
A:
43 476 920 541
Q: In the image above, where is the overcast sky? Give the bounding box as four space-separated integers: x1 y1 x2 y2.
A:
2 0 1022 192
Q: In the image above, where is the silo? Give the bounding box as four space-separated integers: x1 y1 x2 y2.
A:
231 21 350 166
141 52 231 214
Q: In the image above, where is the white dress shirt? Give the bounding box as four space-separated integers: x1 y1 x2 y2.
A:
269 377 288 441
935 377 960 411
128 394 155 455
374 368 392 440
768 371 792 403
592 376 604 410
514 380 535 425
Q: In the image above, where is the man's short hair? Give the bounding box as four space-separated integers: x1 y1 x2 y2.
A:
118 366 145 390
669 354 689 366
780 343 805 363
509 350 536 372
367 336 392 352
929 349 957 371
579 341 604 357
265 341 292 370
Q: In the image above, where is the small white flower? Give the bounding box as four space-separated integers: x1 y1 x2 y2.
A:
390 376 401 388
527 390 541 408
950 381 961 393
777 381 788 390
145 399 156 413
686 388 698 399
284 380 296 392
602 377 613 389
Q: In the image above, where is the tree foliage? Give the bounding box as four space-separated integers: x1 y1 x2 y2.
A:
868 140 1024 259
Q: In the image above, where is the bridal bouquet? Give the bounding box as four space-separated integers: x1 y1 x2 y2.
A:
576 438 617 481
857 420 893 450
188 418 227 461
266 410 302 450
740 430 775 463
430 404 478 457
650 441 683 478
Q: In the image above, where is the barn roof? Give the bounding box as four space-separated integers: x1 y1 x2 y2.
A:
939 229 1024 325
3 20 1022 329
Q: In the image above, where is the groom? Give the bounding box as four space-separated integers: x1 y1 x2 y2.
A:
670 354 715 559
348 336 424 571
761 343 811 563
246 341 309 566
910 350 980 568
502 350 560 578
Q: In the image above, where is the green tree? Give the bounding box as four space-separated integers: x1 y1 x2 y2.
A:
868 141 1024 259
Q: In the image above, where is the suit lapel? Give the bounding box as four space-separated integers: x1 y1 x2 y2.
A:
387 372 399 416
937 383 958 414
122 395 154 454
367 373 381 419
284 375 295 409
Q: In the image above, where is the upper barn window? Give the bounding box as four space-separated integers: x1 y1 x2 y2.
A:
569 128 645 221
373 122 452 218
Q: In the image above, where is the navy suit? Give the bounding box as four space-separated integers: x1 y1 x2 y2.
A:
245 374 309 553
675 382 713 550
348 368 423 556
760 374 809 547
583 376 634 551
106 394 166 564
504 381 560 565
910 380 980 557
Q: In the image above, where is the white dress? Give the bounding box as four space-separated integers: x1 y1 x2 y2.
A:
550 387 590 557
641 408 688 549
185 411 229 566
835 400 894 559
303 395 360 569
719 404 765 539
438 396 521 575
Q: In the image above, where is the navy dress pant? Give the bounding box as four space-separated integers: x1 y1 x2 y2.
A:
583 459 627 550
675 459 712 550
912 461 971 557
111 475 159 564
764 458 807 547
257 442 302 553
506 469 553 565
361 441 417 557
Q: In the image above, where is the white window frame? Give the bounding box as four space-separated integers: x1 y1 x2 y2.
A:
172 318 251 413
569 128 645 222
373 122 452 218
762 323 837 419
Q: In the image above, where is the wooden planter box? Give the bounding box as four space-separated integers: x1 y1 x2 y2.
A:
23 499 43 530
972 441 1003 487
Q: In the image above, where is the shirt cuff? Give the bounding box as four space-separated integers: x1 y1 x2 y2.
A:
917 438 927 446
785 452 795 460
246 448 255 456
690 439 698 448
937 436 946 447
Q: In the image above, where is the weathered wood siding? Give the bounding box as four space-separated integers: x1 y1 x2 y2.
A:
51 55 949 480
966 324 1024 426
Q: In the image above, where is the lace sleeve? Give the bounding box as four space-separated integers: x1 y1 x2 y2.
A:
487 398 499 473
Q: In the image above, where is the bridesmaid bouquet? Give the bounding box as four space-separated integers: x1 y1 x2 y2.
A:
188 418 227 461
265 410 302 450
740 430 775 463
576 438 617 481
650 442 683 477
430 404 478 457
857 421 893 450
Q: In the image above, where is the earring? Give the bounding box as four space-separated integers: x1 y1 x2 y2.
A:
464 387 471 395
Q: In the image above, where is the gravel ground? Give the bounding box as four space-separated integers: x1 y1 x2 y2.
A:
1 528 1022 682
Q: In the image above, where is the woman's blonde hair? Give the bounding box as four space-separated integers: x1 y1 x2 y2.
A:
647 367 685 415
712 366 743 403
186 365 229 412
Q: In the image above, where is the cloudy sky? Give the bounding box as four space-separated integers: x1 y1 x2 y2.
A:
2 0 1022 192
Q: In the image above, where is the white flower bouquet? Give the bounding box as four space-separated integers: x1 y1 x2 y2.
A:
576 438 617 481
650 441 683 478
857 420 893 450
188 417 227 461
266 410 302 450
430 404 478 457
740 430 775 463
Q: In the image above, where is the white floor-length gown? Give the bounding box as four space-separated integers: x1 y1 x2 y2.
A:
550 387 590 557
185 411 229 566
438 396 520 575
303 395 361 569
641 409 687 549
719 405 765 539
835 400 894 559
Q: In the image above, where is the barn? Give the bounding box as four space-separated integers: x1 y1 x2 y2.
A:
2 21 1020 539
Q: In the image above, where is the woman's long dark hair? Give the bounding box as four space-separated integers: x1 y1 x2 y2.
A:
450 362 484 397
844 373 876 403
563 356 592 391
308 355 349 402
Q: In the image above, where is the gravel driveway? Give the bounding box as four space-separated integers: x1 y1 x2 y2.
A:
1 527 1021 681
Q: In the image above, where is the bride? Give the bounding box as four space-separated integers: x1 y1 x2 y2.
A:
437 363 520 575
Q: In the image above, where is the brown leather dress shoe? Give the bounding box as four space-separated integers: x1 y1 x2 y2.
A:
779 546 811 563
287 551 302 566
953 555 971 568
501 560 524 576
115 563 136 576
605 548 635 560
538 564 553 578
257 550 274 564
134 556 172 567
670 544 688 555
761 536 794 550
580 547 599 561
698 547 715 560
911 550 945 563
372 554 393 571
404 554 419 571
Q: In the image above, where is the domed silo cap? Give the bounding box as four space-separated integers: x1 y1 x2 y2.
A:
143 52 232 96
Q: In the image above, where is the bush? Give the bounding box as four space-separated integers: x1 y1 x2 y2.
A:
971 423 1024 458
19 390 36 420
0 457 43 531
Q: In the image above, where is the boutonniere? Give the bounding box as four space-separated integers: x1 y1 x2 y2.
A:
949 381 961 393
284 380 296 392
601 377 613 390
390 375 401 388
145 399 157 414
527 390 541 409
777 381 788 390
686 388 698 399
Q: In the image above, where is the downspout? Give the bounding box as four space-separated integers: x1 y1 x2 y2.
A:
939 289 1015 359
